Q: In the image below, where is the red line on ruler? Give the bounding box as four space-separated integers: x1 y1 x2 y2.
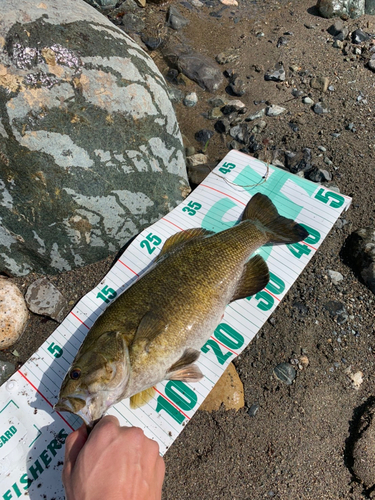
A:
210 336 237 354
17 370 74 431
303 241 317 251
161 218 185 232
70 311 90 330
153 387 190 420
265 289 281 301
200 184 246 206
118 259 139 276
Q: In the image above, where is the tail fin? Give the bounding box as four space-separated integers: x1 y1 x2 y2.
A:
242 193 309 244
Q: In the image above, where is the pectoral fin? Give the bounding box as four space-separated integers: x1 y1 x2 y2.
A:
133 312 168 346
157 228 214 260
166 364 203 382
231 255 270 302
166 348 203 382
130 387 156 409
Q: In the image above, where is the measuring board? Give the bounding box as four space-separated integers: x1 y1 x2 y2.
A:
0 150 351 499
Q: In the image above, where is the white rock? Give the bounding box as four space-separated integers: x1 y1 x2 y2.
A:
350 371 364 390
186 154 208 167
328 270 344 285
266 105 286 117
303 96 314 105
0 278 28 349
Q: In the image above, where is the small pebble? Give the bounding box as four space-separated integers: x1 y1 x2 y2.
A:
248 403 259 417
273 362 296 385
186 153 208 167
195 129 214 144
303 96 314 105
0 278 28 350
25 278 68 323
183 92 198 107
313 101 330 114
0 360 16 385
266 105 286 117
328 270 344 285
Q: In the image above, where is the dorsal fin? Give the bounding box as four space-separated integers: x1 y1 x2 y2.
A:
230 255 269 302
157 228 214 260
242 193 309 244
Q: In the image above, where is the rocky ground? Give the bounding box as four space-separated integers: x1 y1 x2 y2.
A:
2 0 375 498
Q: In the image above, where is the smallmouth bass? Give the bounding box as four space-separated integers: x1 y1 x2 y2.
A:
55 193 308 427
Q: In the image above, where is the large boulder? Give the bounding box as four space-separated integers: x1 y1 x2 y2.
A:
341 227 375 294
0 0 189 276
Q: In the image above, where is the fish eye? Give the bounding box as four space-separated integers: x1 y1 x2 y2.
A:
70 368 81 380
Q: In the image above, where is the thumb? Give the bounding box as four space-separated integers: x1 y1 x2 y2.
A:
63 424 88 478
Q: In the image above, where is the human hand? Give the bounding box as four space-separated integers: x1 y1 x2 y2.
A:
62 415 165 500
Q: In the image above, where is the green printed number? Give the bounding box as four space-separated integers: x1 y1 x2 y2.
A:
300 224 321 245
155 381 197 425
140 233 162 254
219 161 236 174
247 273 287 311
287 224 322 259
247 290 274 311
287 242 311 259
314 188 344 208
97 285 117 304
182 201 202 216
202 323 244 364
48 342 63 358
201 340 232 365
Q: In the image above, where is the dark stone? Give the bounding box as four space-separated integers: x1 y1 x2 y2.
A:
248 403 259 417
163 43 223 92
292 301 308 316
352 29 370 44
121 12 145 32
194 129 214 144
306 167 332 183
167 6 189 30
273 363 296 385
187 164 211 185
367 0 375 14
313 101 330 114
328 20 344 36
276 36 288 47
341 228 375 294
324 301 348 323
285 149 312 174
247 134 263 153
227 76 246 97
352 400 375 488
264 62 286 82
288 122 299 132
214 118 231 134
141 34 163 50
229 124 246 143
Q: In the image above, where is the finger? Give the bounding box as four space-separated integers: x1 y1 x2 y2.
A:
86 415 122 447
63 424 88 477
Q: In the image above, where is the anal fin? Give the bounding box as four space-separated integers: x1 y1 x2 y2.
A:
130 387 156 409
231 254 269 302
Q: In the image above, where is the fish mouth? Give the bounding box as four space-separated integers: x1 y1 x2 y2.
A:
54 396 95 427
